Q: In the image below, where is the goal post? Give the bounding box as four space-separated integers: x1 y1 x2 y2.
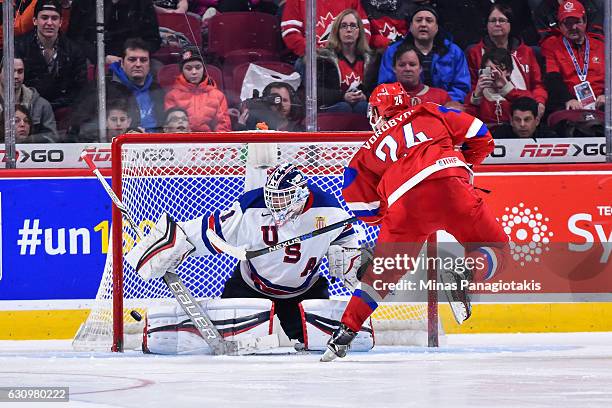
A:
73 132 441 352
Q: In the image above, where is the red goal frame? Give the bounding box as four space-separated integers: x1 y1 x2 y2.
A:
110 132 439 352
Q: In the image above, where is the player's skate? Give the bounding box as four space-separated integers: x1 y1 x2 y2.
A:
320 324 357 362
440 268 473 324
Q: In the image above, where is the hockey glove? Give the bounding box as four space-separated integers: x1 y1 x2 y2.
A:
327 245 372 290
125 213 195 281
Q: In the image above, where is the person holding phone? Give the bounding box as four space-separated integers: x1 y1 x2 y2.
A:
466 47 534 126
466 3 547 119
317 8 378 114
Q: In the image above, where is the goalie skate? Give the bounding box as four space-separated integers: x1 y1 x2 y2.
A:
320 324 357 362
440 269 473 324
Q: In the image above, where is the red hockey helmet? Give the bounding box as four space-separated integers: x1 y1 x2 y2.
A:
367 82 410 130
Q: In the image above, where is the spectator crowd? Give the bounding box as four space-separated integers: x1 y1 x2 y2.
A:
0 0 607 142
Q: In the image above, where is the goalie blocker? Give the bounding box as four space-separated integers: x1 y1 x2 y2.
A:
144 298 374 354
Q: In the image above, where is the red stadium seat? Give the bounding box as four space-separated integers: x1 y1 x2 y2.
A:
157 64 224 90
547 109 604 137
156 12 202 46
155 12 203 64
547 109 604 128
317 112 371 131
208 12 280 59
157 64 180 88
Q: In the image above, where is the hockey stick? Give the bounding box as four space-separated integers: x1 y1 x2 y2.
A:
81 152 278 355
206 216 358 261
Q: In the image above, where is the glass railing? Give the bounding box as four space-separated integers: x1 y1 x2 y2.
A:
1 1 609 168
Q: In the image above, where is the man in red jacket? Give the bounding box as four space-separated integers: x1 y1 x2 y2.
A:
281 0 370 57
541 1 605 111
321 83 509 362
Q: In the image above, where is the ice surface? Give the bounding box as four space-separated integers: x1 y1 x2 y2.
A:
0 332 611 407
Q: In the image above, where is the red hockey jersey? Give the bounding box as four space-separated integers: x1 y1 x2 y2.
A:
342 103 494 224
281 0 371 57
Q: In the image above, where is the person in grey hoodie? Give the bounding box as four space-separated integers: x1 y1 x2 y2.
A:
0 57 57 141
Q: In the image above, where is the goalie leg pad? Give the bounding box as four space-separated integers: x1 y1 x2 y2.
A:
299 299 374 352
125 214 195 281
144 298 274 354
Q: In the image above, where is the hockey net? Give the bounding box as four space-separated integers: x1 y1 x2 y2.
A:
73 133 440 351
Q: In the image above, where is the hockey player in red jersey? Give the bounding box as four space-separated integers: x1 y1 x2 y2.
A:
321 82 509 361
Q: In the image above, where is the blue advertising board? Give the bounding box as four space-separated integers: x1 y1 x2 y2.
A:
0 177 111 300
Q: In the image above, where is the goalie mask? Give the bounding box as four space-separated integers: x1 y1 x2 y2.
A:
264 163 310 226
367 82 410 131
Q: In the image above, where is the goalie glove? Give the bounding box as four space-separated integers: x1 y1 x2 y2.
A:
125 213 195 281
326 245 372 291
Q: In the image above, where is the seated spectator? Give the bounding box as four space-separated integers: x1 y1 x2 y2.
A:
14 0 86 110
392 42 451 107
530 0 603 43
436 0 538 49
281 0 370 58
106 99 136 138
317 8 377 114
70 38 166 141
237 81 304 131
467 3 547 118
378 5 470 103
361 0 412 52
0 57 57 140
67 0 161 64
0 0 71 44
162 107 191 132
541 1 604 112
154 0 188 13
466 48 534 126
1 105 54 143
164 46 231 132
492 96 557 139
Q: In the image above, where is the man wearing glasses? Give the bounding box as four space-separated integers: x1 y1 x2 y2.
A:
541 0 605 111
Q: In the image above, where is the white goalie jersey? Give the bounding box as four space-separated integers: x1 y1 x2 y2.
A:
181 185 359 298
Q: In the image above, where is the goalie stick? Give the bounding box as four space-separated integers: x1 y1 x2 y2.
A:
81 152 278 355
206 216 358 261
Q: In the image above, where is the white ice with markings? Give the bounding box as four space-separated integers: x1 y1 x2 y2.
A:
0 332 611 407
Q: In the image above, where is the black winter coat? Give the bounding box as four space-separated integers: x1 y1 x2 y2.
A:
14 32 87 110
67 0 162 63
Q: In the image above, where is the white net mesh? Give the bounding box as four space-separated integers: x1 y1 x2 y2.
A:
73 136 436 351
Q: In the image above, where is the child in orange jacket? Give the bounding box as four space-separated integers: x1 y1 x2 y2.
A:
164 46 231 132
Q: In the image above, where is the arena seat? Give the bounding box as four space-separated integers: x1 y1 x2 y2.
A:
156 12 202 46
155 12 203 63
547 109 604 128
547 109 604 137
208 12 280 60
317 112 371 131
